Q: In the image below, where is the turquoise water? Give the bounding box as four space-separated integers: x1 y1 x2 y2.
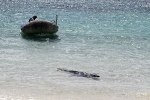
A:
0 0 150 100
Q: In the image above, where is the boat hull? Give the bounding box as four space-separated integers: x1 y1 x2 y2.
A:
21 20 58 34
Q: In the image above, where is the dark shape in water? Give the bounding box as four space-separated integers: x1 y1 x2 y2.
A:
20 19 59 41
20 32 59 42
57 68 100 79
21 20 58 34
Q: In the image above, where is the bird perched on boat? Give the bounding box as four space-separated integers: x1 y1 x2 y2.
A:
29 15 37 22
57 68 100 79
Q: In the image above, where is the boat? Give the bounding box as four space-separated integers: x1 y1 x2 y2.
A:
21 20 58 35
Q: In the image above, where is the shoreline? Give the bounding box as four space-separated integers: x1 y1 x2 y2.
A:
0 86 149 100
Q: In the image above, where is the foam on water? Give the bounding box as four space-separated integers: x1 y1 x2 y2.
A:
0 0 150 100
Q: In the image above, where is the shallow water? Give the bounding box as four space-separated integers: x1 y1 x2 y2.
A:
0 0 150 100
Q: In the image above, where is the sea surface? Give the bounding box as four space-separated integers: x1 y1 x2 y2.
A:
0 0 150 100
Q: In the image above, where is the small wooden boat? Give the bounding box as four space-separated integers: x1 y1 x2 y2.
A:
21 20 58 34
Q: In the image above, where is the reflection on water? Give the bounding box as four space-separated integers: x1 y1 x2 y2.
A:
20 32 60 42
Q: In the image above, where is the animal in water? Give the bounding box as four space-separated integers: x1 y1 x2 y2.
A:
57 68 100 79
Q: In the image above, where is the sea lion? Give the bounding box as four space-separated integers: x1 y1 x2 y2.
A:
57 68 100 79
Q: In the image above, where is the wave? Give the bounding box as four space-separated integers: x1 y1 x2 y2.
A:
42 0 150 12
1 0 150 13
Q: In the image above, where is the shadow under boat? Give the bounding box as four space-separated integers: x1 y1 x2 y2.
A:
20 32 60 42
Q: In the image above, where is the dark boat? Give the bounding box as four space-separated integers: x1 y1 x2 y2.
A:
21 20 58 34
